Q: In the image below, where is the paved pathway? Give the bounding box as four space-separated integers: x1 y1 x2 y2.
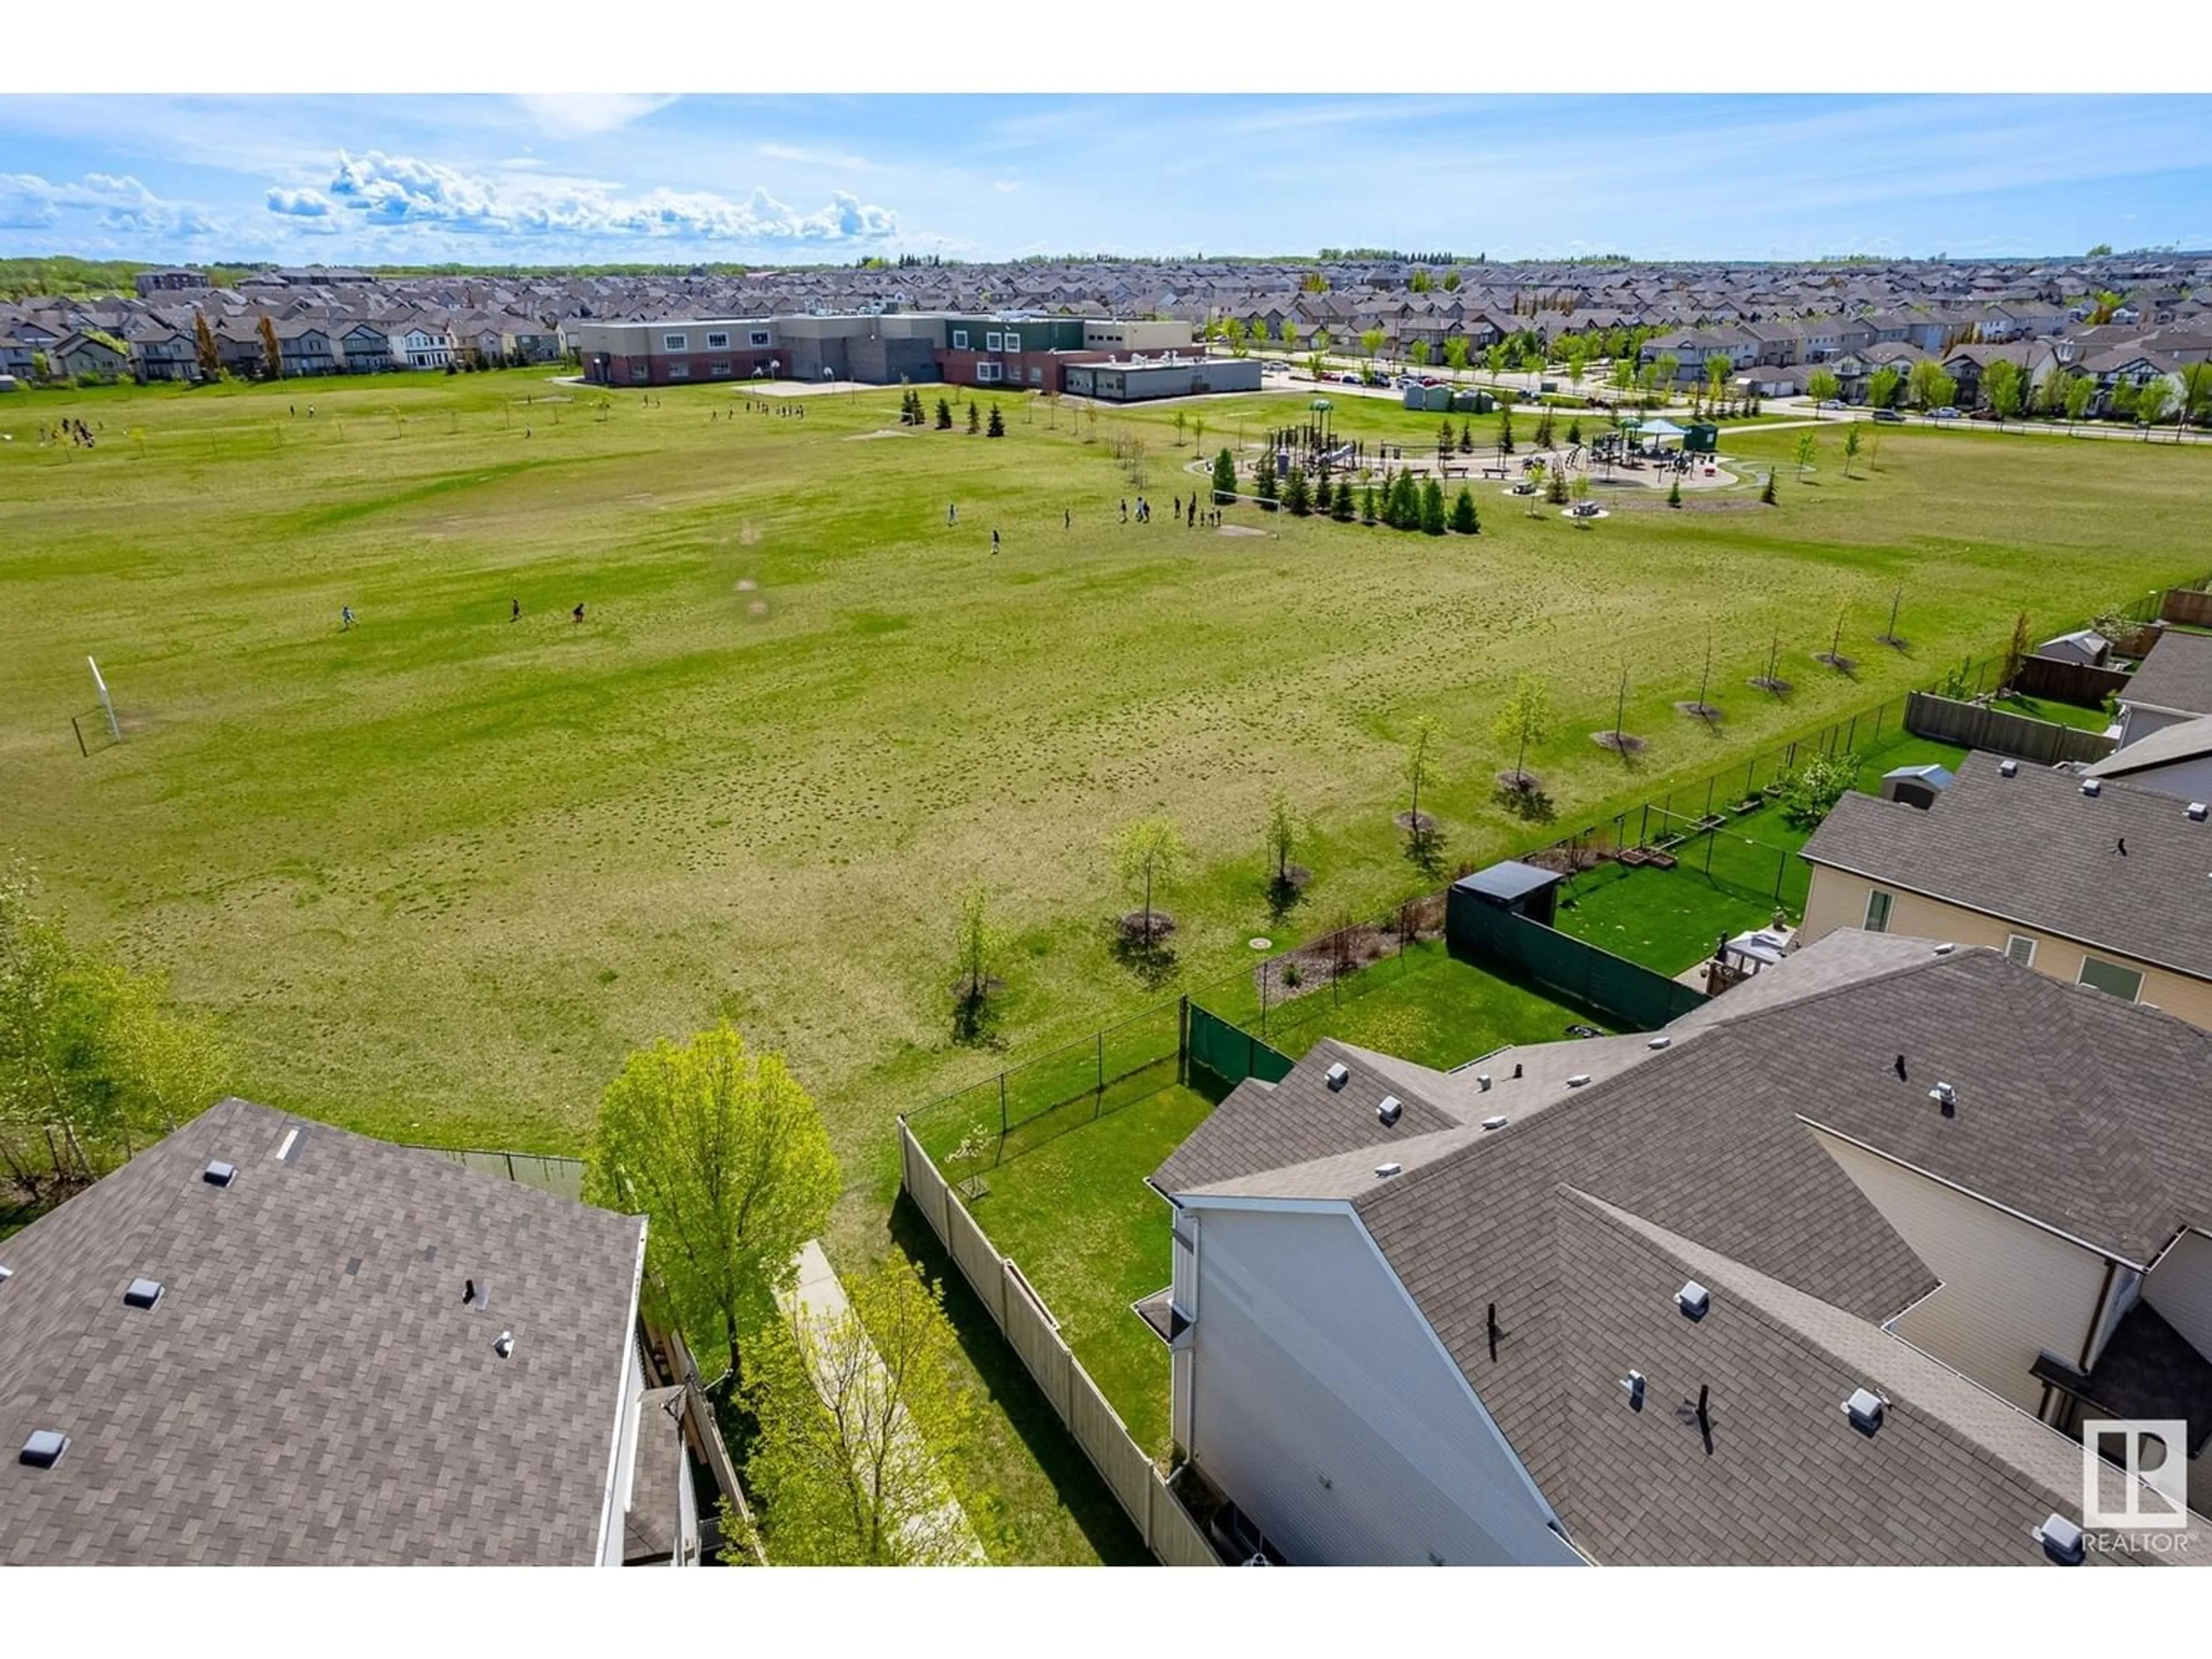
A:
782 1241 986 1565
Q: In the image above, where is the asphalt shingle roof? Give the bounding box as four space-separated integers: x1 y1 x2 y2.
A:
1801 749 2212 982
0 1099 645 1565
2124 629 2212 718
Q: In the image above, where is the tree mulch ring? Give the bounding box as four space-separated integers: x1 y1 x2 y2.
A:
948 975 1007 998
1116 911 1177 942
1674 700 1724 722
1592 730 1648 755
1394 810 1440 835
1268 864 1313 892
1747 676 1794 696
1814 652 1859 675
1494 770 1545 796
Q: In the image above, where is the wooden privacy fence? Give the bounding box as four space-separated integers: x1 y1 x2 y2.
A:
2012 654 2130 707
898 1118 1219 1567
1904 692 2116 767
2162 587 2212 628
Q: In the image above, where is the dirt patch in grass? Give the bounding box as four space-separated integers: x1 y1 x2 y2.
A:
1116 911 1177 942
1675 701 1724 722
846 429 916 441
1592 730 1649 755
1215 523 1268 538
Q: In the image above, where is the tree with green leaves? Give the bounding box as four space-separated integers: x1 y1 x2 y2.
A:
1312 328 1332 357
1264 791 1305 900
1212 446 1237 504
952 887 1000 1042
1981 358 2024 423
1410 267 1434 293
740 1255 977 1566
1360 483 1378 525
1332 479 1357 521
1279 320 1300 355
1805 367 1840 405
934 397 953 430
1760 469 1778 505
1282 464 1310 516
257 315 282 380
1704 354 1731 410
0 863 230 1197
1667 474 1683 507
1112 817 1186 947
1402 714 1441 851
1408 339 1431 369
1437 418 1456 461
1794 431 1817 476
1908 359 1956 412
1493 673 1551 796
1225 317 1249 358
1546 464 1570 505
1444 336 1471 376
1450 486 1479 534
2177 360 2212 430
1653 353 1681 398
1256 458 1279 511
985 402 1005 438
1533 409 1556 451
1866 364 1902 412
965 400 980 434
2133 377 2176 435
1420 478 1447 535
1359 327 1385 365
1842 423 1863 477
584 1022 839 1385
2062 372 2095 432
1497 408 1514 454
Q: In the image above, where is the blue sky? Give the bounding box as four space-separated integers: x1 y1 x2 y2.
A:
2 94 2207 266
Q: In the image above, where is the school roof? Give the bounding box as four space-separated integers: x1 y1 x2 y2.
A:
0 1099 646 1565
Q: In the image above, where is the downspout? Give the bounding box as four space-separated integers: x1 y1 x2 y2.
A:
2077 1256 2121 1374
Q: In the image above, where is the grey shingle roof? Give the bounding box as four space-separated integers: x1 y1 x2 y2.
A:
2124 630 2212 718
1801 749 2212 982
0 1099 645 1565
2087 713 2212 782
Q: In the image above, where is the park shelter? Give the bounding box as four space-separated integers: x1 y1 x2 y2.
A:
1640 418 1688 450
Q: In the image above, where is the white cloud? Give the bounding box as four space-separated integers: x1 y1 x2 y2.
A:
756 142 880 173
0 170 218 237
991 179 1021 194
265 185 334 217
511 94 676 138
309 149 899 245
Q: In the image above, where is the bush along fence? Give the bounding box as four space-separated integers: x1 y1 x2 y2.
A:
896 1119 1221 1567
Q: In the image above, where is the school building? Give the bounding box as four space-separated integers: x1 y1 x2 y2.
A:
568 312 1252 399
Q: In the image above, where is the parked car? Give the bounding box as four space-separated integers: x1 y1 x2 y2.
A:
1873 408 1905 423
1339 373 1362 385
1930 406 1960 420
1968 406 1998 421
1816 398 1845 410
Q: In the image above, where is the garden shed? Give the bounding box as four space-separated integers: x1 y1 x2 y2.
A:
1446 859 1564 935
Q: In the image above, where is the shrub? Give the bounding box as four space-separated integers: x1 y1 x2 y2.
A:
1775 750 1861 830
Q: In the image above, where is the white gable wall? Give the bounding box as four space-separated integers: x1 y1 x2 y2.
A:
1182 1200 1579 1566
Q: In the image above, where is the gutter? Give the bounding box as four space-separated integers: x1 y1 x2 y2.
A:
594 1217 650 1566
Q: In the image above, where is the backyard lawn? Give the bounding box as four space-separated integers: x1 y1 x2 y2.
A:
959 1084 1215 1457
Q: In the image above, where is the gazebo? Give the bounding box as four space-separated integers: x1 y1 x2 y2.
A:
1639 417 1689 450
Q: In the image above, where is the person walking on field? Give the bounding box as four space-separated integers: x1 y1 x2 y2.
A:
991 529 1001 554
340 606 355 631
572 603 585 624
948 502 957 525
511 597 521 622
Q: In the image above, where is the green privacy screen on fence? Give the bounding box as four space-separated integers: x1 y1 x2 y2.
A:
1446 900 1709 1033
1187 1002 1296 1092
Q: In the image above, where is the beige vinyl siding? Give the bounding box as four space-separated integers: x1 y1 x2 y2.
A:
2145 1230 2212 1366
1183 1202 1577 1566
1800 868 2212 1032
1809 1127 2112 1412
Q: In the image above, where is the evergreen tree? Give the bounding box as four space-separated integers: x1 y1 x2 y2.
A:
1566 418 1582 446
1390 472 1421 529
1420 479 1448 535
1331 479 1357 521
1459 419 1474 453
965 400 980 434
1361 484 1379 525
1667 475 1683 507
935 397 953 430
1211 447 1237 504
1256 459 1279 510
1546 464 1570 505
1283 465 1312 516
986 402 1005 437
1314 474 1333 513
1760 469 1778 505
1497 408 1515 454
1437 418 1456 459
1449 487 1480 534
1534 410 1555 450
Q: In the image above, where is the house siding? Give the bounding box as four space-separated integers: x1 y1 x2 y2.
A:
1808 1128 2115 1412
1799 869 2212 1032
1182 1203 1578 1566
2143 1230 2212 1369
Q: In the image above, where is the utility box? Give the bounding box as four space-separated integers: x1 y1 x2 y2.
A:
1684 422 1719 453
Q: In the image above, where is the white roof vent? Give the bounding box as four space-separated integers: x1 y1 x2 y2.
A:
2080 779 2101 797
1376 1095 1403 1127
1676 1281 1711 1320
2035 1513 2085 1566
18 1430 69 1469
1325 1062 1350 1091
1647 1035 1671 1049
1373 1161 1402 1179
0 1264 12 1285
494 1330 516 1360
1475 1073 1492 1091
1929 1081 1957 1115
1481 1115 1508 1131
1566 1073 1592 1088
123 1278 164 1310
202 1161 236 1188
2189 803 2208 823
1999 758 2019 778
1931 942 1955 956
1620 1370 1646 1409
1844 1388 1886 1434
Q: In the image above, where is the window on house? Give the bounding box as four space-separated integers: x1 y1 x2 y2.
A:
1005 332 1021 352
630 362 648 380
2077 957 2143 1002
986 332 1004 351
952 329 968 350
2004 934 2037 968
706 332 729 349
666 362 689 378
1863 890 1894 933
710 361 731 377
663 334 687 351
976 362 1002 382
1031 366 1043 384
749 331 771 347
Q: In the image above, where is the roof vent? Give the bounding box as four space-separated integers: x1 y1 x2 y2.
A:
494 1330 515 1360
1647 1035 1671 1050
0 1264 12 1285
1376 1096 1403 1128
1325 1062 1350 1091
2189 803 2208 824
123 1278 164 1310
2080 779 2101 798
1482 1115 1508 1131
18 1430 69 1469
1929 1081 1957 1116
202 1161 236 1188
1999 759 2019 778
1676 1281 1711 1321
1620 1370 1646 1410
1844 1388 1886 1434
2035 1513 2086 1566
1932 942 1955 956
1373 1161 1402 1179
1566 1073 1592 1088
